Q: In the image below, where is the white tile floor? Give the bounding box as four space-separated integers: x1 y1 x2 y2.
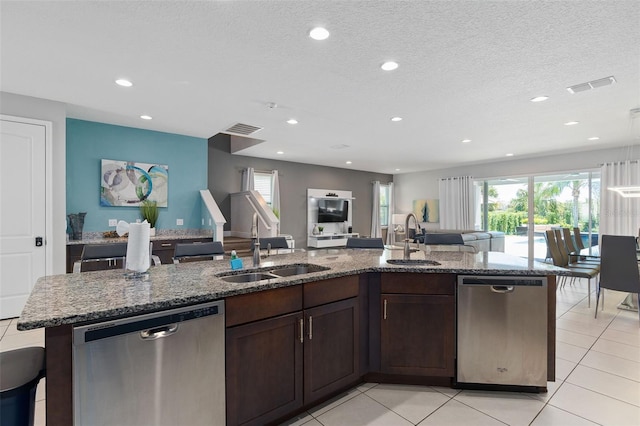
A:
2 279 639 426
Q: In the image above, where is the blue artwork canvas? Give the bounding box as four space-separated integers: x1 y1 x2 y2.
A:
100 159 169 207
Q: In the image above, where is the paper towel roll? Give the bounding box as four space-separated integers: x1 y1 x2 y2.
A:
126 221 151 273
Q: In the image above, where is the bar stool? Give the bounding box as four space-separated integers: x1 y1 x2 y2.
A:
0 347 45 426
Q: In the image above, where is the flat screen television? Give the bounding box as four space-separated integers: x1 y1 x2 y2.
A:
317 199 349 223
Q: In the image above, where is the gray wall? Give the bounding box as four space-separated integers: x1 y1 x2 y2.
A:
1 91 67 274
208 134 393 247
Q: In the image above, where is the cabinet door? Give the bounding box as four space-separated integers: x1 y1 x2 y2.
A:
304 297 360 403
226 312 303 426
381 294 454 376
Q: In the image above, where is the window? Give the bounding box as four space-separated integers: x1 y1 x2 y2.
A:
253 172 273 205
379 184 390 227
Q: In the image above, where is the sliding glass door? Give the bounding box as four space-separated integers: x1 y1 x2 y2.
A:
477 171 599 259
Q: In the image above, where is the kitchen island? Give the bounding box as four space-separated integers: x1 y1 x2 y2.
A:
18 248 566 426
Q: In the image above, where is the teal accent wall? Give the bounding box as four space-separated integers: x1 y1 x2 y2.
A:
66 119 207 232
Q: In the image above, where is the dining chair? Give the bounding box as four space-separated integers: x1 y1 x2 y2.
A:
173 241 225 264
73 243 128 273
596 235 640 323
258 237 291 254
423 233 464 245
554 229 599 266
546 230 599 306
573 227 586 251
561 228 599 265
345 237 384 249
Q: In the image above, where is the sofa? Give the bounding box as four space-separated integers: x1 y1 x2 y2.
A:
414 229 505 252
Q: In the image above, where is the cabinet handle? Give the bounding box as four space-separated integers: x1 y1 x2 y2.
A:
383 299 387 320
161 243 172 247
299 318 304 343
308 316 313 340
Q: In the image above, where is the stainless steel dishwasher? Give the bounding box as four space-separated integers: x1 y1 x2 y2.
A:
73 300 225 425
457 275 547 391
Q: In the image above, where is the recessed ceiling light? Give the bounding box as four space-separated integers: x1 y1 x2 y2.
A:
391 117 402 122
395 168 400 171
140 115 152 120
564 121 579 126
588 136 600 141
461 139 472 143
530 96 549 102
309 27 330 40
346 161 352 165
286 119 298 125
276 151 284 155
115 79 133 87
505 153 514 157
381 61 399 71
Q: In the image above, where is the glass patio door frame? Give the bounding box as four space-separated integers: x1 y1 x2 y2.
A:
477 169 599 259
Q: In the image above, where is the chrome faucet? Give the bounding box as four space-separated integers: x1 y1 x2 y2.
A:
251 212 260 266
404 213 422 260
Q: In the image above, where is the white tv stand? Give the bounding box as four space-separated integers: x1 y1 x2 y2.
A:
307 233 360 248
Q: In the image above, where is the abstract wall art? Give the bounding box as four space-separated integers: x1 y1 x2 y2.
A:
412 199 440 223
100 159 169 207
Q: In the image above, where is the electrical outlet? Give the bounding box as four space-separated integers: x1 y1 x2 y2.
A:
201 218 204 226
209 219 212 226
108 219 117 227
176 218 184 226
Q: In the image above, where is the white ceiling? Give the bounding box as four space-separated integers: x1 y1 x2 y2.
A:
1 1 639 174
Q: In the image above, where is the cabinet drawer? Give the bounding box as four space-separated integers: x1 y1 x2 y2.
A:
304 275 358 309
381 273 454 295
226 285 303 327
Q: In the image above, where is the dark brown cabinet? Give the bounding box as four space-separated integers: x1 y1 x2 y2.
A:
380 273 455 377
226 312 304 426
225 276 361 426
304 297 359 402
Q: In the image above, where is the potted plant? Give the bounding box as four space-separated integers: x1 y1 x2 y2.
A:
318 226 324 235
140 200 159 236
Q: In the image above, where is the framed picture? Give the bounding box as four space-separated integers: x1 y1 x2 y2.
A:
413 199 439 223
100 159 169 207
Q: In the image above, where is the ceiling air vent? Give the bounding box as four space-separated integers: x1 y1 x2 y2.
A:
224 123 263 136
567 76 616 94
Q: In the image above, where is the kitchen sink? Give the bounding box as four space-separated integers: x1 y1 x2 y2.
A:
386 259 441 266
218 264 330 283
220 272 279 283
269 264 330 277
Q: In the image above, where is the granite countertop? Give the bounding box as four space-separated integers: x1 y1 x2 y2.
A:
67 229 213 245
18 249 567 330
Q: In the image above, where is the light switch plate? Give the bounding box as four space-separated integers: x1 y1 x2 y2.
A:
108 219 117 227
176 218 184 226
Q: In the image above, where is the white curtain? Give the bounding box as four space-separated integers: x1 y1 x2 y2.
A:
386 182 395 245
371 181 382 238
241 167 254 191
439 176 475 230
271 170 281 234
600 161 640 237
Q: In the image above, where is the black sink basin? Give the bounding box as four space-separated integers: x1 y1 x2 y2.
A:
220 272 279 283
386 259 441 266
270 264 330 277
218 264 330 283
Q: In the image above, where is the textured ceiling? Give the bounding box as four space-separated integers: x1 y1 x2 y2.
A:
1 0 639 174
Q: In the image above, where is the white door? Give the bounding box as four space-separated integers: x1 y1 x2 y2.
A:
0 119 47 319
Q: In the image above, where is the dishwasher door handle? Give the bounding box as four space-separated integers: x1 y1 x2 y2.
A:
490 285 514 294
140 324 179 340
